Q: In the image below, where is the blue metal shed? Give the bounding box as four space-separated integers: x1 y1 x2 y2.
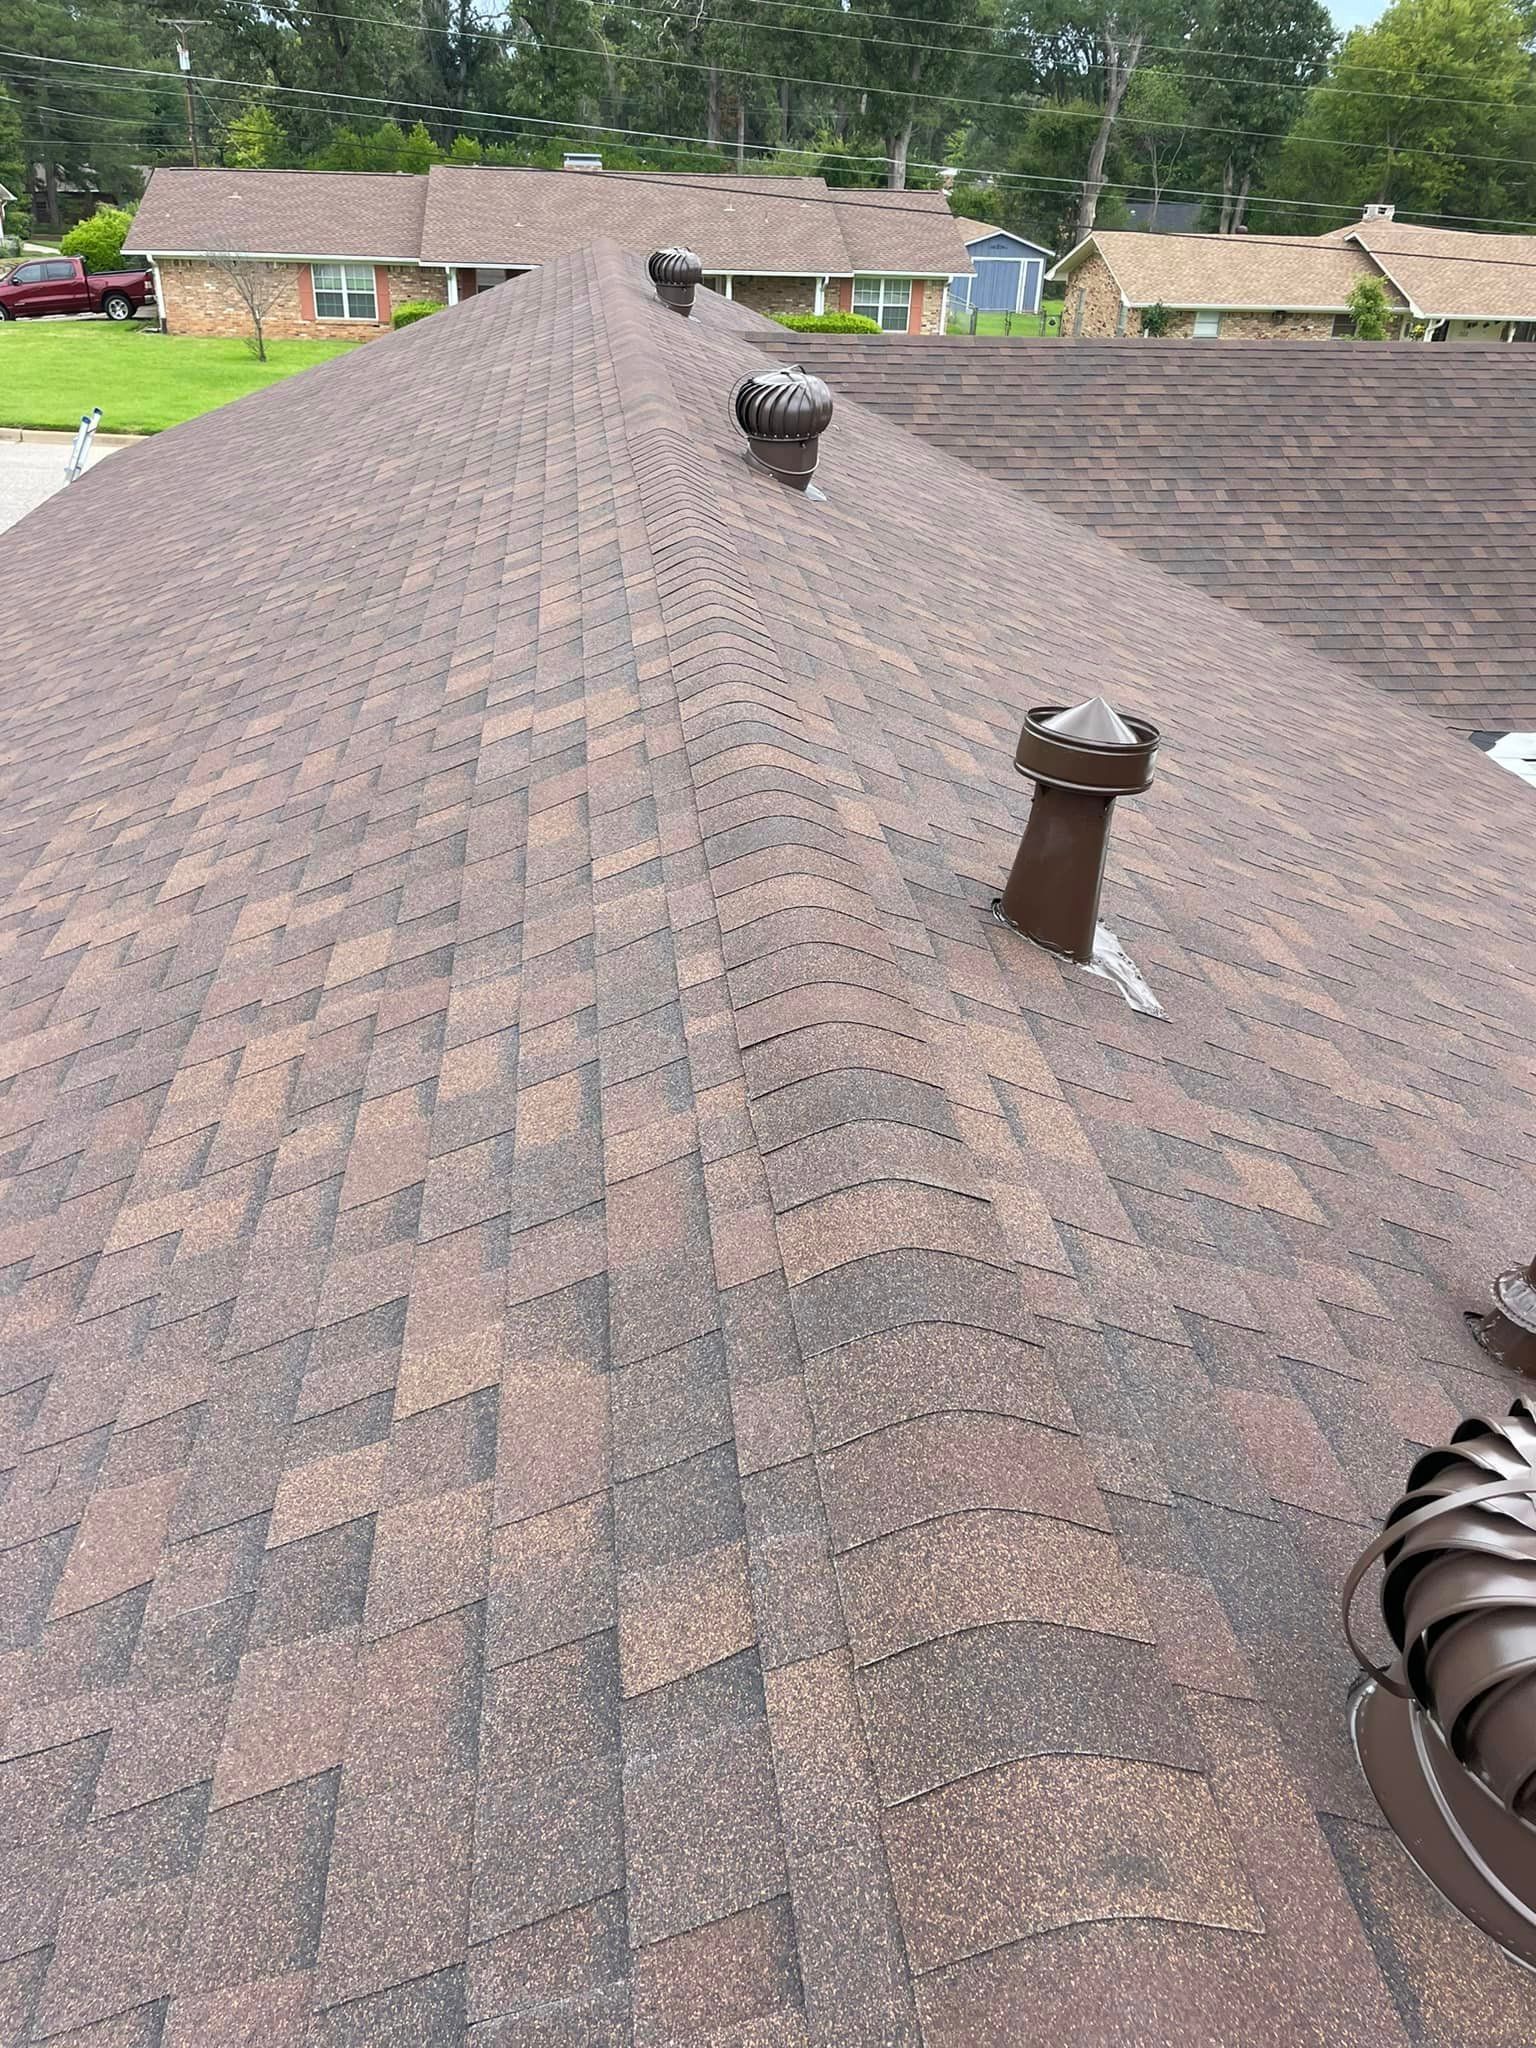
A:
949 223 1055 319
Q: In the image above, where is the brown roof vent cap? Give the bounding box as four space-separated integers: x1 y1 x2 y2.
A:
648 246 703 314
732 365 835 492
1346 1392 1536 1968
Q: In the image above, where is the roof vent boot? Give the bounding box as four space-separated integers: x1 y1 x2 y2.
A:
648 246 703 315
732 366 834 493
995 696 1159 964
1344 1394 1536 1967
1468 1250 1536 1375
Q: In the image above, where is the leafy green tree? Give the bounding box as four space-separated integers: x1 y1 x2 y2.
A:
60 203 136 269
1345 275 1392 336
2 1 176 225
399 120 442 172
856 0 987 188
1269 0 1535 225
1119 67 1195 227
1188 0 1333 231
224 104 287 167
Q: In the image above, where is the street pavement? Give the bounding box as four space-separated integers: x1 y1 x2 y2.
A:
0 437 119 536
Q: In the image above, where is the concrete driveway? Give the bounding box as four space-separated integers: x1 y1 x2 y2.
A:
0 433 125 536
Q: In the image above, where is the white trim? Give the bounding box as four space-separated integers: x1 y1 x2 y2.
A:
130 247 420 265
939 282 950 331
814 275 826 316
959 225 1055 259
149 256 166 331
446 267 459 306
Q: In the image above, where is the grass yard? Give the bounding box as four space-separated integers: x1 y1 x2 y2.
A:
947 302 1065 338
0 322 358 434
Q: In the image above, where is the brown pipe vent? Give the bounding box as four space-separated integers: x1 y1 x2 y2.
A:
732 366 834 492
1344 1393 1536 1966
994 696 1159 965
648 246 703 314
1468 1249 1536 1376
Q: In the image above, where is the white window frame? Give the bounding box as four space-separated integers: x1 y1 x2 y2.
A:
1192 309 1222 338
851 275 913 332
311 261 377 321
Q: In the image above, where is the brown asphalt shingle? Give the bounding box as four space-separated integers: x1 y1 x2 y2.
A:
754 331 1536 734
125 166 430 260
127 163 971 279
2 245 1536 2044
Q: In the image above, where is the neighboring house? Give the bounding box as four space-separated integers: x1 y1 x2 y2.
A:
946 217 1054 318
0 183 14 238
124 163 969 340
1051 227 1407 338
8 237 1536 2045
754 331 1536 742
1052 207 1536 341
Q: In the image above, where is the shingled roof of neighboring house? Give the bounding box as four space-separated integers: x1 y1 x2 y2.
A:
1342 222 1536 321
753 331 1536 735
418 164 969 274
127 163 970 280
1052 227 1402 311
5 244 1536 2046
125 166 431 261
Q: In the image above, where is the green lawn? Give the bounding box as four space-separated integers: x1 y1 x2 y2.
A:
0 322 359 434
947 302 1065 338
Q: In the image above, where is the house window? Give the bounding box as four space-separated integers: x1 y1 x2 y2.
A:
852 276 912 331
1192 309 1222 338
311 262 377 321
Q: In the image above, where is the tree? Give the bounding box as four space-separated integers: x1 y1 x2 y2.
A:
1269 0 1535 226
224 104 286 168
1345 275 1392 337
60 205 136 270
1188 0 1333 232
1070 0 1209 239
1120 68 1195 228
856 0 987 189
207 252 288 359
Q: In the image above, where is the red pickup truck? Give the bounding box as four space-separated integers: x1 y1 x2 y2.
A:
0 254 156 323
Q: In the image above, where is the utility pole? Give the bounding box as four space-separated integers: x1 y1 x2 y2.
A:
160 21 199 165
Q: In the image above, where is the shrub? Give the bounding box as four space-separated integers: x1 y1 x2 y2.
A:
393 299 443 328
60 204 136 272
5 206 31 244
771 310 881 333
1345 276 1391 341
1139 301 1173 337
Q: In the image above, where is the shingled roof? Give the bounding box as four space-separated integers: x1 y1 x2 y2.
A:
127 164 971 279
418 165 967 275
1051 227 1402 311
753 332 1536 736
125 167 430 261
5 246 1536 2046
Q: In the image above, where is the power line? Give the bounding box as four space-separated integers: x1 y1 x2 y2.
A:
11 50 1536 239
11 6 1536 178
154 0 1533 122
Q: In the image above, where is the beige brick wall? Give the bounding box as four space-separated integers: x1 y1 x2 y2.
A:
1142 307 1337 339
916 278 948 334
157 259 445 340
731 274 819 317
1064 253 1125 337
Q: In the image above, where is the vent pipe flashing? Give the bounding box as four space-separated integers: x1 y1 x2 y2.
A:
994 696 1159 965
648 246 703 314
1468 1252 1536 1375
732 365 834 492
1345 1394 1536 1968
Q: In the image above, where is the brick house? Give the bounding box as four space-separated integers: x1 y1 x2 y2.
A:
1052 210 1536 342
1051 227 1408 340
125 163 969 341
